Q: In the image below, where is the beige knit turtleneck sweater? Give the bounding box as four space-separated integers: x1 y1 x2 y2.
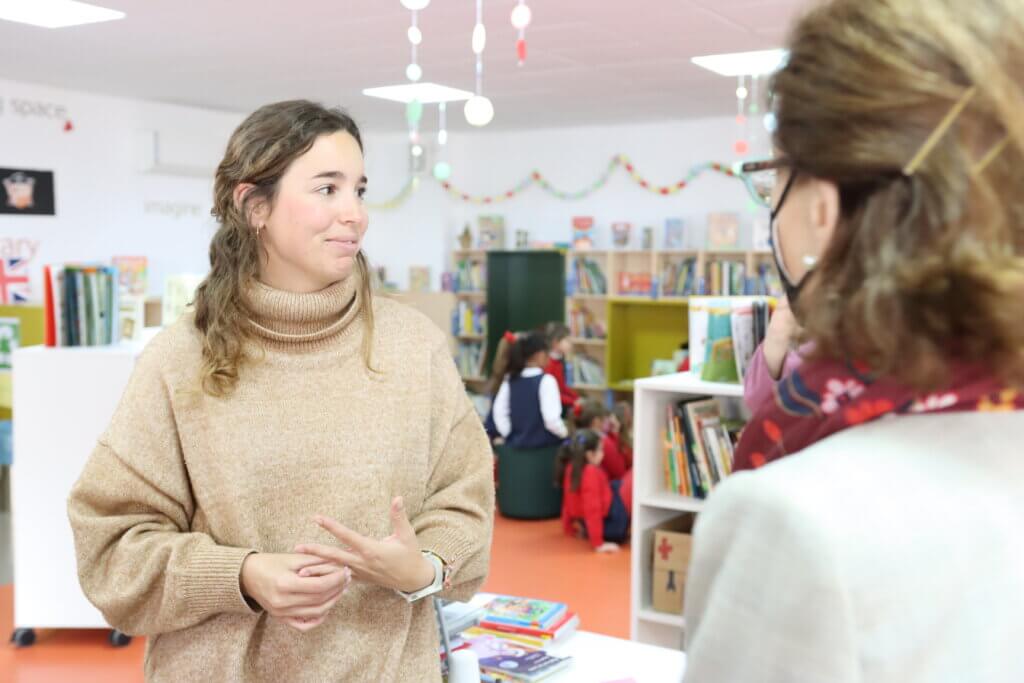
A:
67 273 494 682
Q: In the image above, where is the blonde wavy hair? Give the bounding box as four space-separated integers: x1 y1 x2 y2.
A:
773 0 1024 391
195 100 375 397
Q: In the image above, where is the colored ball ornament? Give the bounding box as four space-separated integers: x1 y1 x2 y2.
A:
510 4 532 29
406 63 423 82
464 95 494 127
472 23 487 54
400 0 430 10
433 161 452 181
407 26 423 45
736 86 749 99
763 112 778 132
734 139 749 155
406 99 424 125
516 38 527 63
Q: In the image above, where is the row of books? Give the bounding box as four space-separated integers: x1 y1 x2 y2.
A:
456 341 487 379
568 353 606 387
568 305 606 340
661 258 699 297
451 259 486 293
663 397 738 498
452 301 487 337
442 596 578 682
43 264 122 347
570 257 607 295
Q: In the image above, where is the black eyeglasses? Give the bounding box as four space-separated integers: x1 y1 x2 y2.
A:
740 158 792 206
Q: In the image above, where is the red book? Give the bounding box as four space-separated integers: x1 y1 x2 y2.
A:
478 611 580 642
43 265 56 347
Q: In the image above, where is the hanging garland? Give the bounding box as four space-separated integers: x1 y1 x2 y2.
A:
365 176 418 210
365 154 768 210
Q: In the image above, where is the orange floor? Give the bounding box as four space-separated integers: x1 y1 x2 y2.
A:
0 514 629 682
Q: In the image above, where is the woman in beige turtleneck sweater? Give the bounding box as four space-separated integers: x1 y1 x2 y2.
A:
67 100 495 682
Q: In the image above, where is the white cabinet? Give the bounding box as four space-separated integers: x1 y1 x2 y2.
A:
10 331 156 646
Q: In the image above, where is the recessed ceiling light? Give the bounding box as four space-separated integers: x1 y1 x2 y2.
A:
363 82 475 105
691 49 788 77
0 0 125 28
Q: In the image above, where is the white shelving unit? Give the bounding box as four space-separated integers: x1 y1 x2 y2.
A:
630 371 747 649
10 329 159 647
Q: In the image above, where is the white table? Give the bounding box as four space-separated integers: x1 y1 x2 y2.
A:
546 630 686 682
460 594 686 682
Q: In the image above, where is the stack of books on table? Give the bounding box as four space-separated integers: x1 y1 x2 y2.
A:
442 595 579 681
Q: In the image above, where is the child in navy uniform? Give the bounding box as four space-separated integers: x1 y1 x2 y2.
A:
492 331 569 448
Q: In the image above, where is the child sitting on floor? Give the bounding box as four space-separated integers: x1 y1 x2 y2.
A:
574 399 630 481
557 429 631 553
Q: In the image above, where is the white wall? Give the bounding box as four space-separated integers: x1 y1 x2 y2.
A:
0 77 769 299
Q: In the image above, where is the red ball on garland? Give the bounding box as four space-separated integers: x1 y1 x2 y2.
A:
516 39 527 64
733 140 749 156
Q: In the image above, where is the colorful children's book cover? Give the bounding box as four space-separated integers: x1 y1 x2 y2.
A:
572 216 595 250
611 221 632 248
462 634 572 681
706 212 740 250
664 218 684 249
478 215 507 250
0 317 19 369
408 266 431 292
112 255 148 296
484 596 567 629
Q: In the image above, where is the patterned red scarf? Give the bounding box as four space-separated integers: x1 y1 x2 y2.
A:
734 357 1023 471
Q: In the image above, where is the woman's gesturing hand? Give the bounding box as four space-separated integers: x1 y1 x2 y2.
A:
295 497 436 594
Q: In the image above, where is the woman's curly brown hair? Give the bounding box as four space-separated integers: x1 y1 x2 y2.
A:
195 100 374 396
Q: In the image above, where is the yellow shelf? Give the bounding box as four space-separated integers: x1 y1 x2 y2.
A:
608 380 636 392
607 297 689 306
569 337 607 346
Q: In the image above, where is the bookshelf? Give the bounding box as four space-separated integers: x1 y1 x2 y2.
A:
451 249 489 387
630 371 748 649
563 249 779 397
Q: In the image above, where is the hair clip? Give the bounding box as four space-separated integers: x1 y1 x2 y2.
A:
503 331 517 344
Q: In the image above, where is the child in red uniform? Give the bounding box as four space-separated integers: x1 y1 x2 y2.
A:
573 399 631 481
544 322 580 417
557 429 631 553
608 401 633 471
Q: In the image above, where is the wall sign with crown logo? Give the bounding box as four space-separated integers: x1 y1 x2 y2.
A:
0 168 56 216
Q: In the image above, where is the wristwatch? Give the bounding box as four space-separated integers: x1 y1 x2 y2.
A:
398 551 446 603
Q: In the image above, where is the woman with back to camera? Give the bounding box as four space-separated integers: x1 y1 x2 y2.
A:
68 100 494 682
683 0 1024 681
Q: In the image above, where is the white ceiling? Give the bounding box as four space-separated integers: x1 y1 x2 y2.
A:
0 0 811 131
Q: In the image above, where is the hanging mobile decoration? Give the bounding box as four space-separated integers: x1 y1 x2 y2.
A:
733 74 749 156
465 0 495 126
510 0 531 66
403 1 427 170
433 102 452 180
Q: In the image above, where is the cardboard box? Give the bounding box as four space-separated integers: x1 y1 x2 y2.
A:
651 514 695 615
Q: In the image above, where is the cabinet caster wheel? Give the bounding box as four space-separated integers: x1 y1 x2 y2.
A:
10 628 36 647
109 630 132 648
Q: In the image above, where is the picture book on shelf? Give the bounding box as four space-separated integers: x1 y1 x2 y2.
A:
611 221 632 248
572 216 595 250
664 218 685 249
478 215 506 250
111 255 148 296
408 266 431 292
706 212 740 250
